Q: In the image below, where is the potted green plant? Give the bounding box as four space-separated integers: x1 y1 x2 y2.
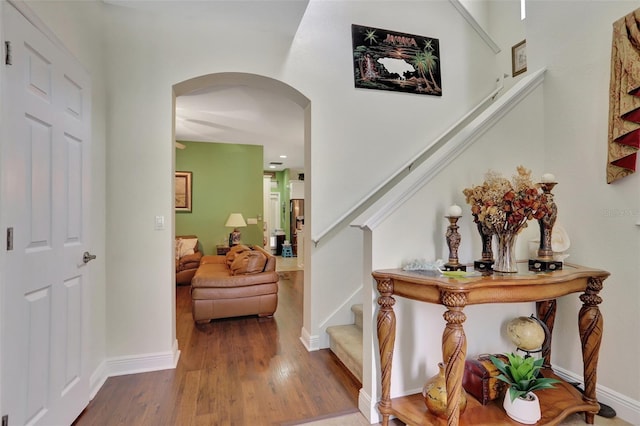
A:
490 353 561 424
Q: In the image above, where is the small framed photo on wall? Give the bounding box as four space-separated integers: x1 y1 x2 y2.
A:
175 171 192 212
512 39 527 77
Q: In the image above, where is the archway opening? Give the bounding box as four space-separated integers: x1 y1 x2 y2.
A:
171 72 312 346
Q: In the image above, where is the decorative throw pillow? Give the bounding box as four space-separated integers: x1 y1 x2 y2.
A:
226 244 250 267
230 244 250 253
175 239 183 260
230 250 267 275
177 238 198 258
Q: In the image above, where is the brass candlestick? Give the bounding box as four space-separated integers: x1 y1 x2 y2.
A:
529 181 563 272
444 216 466 271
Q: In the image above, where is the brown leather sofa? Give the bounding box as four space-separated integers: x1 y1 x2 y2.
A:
191 244 279 324
176 235 203 285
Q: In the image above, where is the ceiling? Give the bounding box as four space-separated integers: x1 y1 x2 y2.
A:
175 85 305 172
102 0 309 172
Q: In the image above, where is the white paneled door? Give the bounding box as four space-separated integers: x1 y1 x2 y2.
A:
1 4 92 425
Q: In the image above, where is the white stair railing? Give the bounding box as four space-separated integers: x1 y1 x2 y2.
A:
311 0 504 246
353 68 546 231
311 78 505 246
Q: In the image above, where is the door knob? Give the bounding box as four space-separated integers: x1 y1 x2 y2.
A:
83 251 97 264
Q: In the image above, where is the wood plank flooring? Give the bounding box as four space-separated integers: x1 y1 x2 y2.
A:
73 271 361 426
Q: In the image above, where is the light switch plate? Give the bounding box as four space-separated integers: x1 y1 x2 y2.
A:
154 215 165 230
247 218 258 225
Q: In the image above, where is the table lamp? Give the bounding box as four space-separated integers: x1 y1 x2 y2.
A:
225 213 247 246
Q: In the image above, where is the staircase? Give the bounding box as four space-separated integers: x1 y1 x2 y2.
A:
326 304 363 383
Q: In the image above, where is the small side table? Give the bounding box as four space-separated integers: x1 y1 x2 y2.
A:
216 245 231 255
373 262 610 426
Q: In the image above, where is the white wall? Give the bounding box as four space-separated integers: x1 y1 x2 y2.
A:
15 0 640 423
290 0 500 348
528 1 640 418
364 1 640 423
97 0 500 358
487 0 526 91
456 0 527 92
290 1 497 230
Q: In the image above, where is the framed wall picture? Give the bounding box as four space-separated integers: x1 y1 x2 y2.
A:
175 171 192 212
351 24 442 96
511 39 527 77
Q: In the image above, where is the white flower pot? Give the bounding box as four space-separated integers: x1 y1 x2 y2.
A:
503 391 541 424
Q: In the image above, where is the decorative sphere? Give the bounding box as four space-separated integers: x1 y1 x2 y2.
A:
506 316 546 351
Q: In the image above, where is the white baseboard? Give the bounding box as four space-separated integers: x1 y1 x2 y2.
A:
299 326 319 351
105 340 180 378
88 339 180 399
89 360 108 400
358 388 380 424
553 366 640 425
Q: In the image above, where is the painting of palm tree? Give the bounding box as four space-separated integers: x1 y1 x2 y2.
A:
351 24 441 96
412 48 441 93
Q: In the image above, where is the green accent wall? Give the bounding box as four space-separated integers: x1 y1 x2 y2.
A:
175 141 264 254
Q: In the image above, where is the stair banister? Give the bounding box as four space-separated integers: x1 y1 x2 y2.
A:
311 78 504 246
354 68 546 231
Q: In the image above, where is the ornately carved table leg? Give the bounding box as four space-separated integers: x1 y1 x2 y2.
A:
536 299 557 367
579 277 604 425
376 278 396 426
441 291 468 426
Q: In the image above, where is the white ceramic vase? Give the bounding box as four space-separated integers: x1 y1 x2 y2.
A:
503 391 541 424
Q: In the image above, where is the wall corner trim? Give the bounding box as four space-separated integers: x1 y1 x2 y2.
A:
299 327 319 351
449 0 501 54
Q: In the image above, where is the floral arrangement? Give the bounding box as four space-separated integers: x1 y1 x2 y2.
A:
463 166 548 235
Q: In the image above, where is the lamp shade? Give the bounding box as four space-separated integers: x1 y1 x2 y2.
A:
225 213 247 228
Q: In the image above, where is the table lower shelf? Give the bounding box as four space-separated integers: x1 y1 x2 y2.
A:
384 372 599 426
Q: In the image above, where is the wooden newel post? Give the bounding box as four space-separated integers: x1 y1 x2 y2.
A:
376 278 395 426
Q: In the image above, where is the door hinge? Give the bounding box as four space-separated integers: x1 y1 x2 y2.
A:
5 41 12 65
2 414 8 426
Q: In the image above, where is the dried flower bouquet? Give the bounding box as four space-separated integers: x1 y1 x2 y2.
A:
463 166 548 235
463 166 549 272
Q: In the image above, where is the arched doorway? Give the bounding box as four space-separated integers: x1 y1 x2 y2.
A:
172 72 312 344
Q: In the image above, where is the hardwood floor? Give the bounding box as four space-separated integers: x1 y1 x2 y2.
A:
73 271 361 426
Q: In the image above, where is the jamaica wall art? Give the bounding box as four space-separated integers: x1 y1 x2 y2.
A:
351 24 442 96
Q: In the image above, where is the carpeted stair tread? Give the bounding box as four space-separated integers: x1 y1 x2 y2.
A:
327 324 363 382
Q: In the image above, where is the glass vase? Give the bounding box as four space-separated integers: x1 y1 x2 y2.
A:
494 232 518 273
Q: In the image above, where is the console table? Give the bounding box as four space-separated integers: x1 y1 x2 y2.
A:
372 262 609 426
